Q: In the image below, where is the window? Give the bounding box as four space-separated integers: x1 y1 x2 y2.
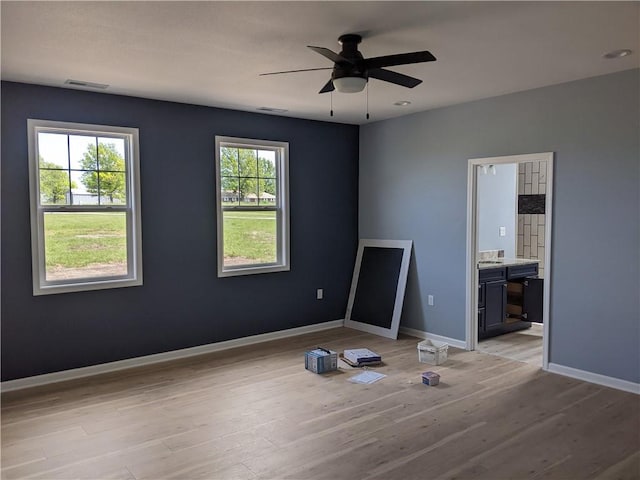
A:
28 120 142 295
215 136 289 277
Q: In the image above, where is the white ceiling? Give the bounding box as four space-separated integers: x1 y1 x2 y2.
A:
2 2 638 125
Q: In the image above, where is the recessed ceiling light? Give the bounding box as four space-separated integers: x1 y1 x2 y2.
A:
257 107 288 113
394 101 411 106
603 49 633 59
64 79 109 89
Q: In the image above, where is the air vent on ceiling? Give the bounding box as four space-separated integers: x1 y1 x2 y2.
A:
64 79 109 90
257 107 288 113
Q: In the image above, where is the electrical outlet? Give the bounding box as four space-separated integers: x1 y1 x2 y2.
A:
317 288 323 300
499 226 506 237
428 295 434 306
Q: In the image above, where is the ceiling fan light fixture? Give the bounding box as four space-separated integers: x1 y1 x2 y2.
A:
333 76 367 93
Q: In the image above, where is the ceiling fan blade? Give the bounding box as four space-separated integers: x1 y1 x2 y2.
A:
318 79 335 94
260 67 333 76
368 68 422 88
307 46 354 64
363 51 436 70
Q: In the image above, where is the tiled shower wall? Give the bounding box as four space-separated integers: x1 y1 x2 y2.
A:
517 161 546 278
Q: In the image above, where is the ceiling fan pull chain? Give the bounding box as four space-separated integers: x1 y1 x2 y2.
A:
366 84 370 120
330 91 334 117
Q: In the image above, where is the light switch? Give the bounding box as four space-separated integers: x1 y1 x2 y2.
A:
499 226 506 237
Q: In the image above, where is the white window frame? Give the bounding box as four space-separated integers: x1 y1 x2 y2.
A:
27 119 143 295
215 136 290 277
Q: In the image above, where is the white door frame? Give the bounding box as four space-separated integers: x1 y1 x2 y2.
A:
465 152 554 370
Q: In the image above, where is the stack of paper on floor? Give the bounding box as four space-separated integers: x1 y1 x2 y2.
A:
349 371 386 384
343 348 382 367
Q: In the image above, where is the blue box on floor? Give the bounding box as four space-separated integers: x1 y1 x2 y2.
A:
305 348 337 374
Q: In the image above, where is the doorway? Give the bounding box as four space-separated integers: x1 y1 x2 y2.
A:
465 152 553 369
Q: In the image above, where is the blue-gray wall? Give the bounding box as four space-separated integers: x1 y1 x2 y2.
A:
1 82 359 381
360 69 639 384
477 163 517 258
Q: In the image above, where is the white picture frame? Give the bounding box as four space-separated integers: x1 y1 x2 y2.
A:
344 239 413 339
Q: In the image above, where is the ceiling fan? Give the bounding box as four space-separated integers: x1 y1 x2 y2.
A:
260 34 437 94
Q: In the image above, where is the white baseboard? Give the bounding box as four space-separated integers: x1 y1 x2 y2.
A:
547 363 640 395
1 319 345 393
399 326 467 349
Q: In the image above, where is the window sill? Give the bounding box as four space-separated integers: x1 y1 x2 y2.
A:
217 264 289 278
34 277 143 296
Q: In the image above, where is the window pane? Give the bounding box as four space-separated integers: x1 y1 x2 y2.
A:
97 138 126 172
43 212 128 281
258 150 276 178
100 137 125 166
70 170 98 205
73 169 101 204
220 147 239 177
38 132 69 169
99 172 127 205
238 148 257 177
69 135 97 170
221 177 240 206
222 210 277 267
39 169 71 205
258 178 277 205
240 177 258 205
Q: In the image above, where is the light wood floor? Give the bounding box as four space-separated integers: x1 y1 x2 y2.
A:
477 323 543 366
2 327 639 480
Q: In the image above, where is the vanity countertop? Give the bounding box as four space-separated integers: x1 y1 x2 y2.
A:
477 257 540 270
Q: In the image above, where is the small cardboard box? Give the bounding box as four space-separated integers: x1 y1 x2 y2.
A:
305 348 338 374
421 371 440 386
417 339 448 365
